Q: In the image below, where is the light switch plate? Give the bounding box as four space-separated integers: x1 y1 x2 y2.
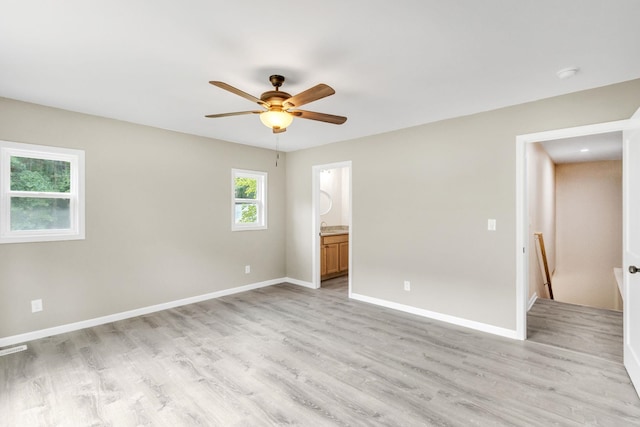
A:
488 219 497 231
31 299 43 313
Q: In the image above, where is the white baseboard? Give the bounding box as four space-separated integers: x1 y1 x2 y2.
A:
0 344 28 357
0 278 287 348
527 292 538 312
350 293 519 340
283 277 316 289
1 279 520 347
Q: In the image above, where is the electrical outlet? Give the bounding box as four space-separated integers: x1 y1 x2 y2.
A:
404 280 411 291
245 265 251 274
31 299 43 313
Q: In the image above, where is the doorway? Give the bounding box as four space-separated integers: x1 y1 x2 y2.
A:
530 134 623 310
525 133 625 363
516 119 630 340
516 108 640 396
312 161 352 295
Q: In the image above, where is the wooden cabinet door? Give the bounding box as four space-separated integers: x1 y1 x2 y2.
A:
321 245 328 276
339 241 349 273
324 243 340 275
321 233 349 280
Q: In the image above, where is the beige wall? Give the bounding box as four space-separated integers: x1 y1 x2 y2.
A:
0 98 286 339
3 79 639 341
554 160 623 310
286 79 640 330
527 143 556 300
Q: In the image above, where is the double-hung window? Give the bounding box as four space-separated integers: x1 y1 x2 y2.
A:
232 169 267 231
0 140 85 243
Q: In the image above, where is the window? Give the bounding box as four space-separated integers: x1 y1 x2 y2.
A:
232 169 267 231
0 140 85 244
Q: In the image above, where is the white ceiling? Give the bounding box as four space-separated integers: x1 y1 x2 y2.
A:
540 132 622 164
1 1 639 152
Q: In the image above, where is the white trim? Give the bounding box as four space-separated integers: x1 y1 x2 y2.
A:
351 293 519 340
0 345 27 357
527 292 538 312
515 119 632 341
231 168 267 231
1 277 521 347
0 140 85 244
311 161 352 292
0 278 285 347
311 165 321 289
284 277 315 289
346 165 353 299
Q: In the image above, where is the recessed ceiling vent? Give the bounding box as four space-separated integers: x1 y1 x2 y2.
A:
556 66 579 79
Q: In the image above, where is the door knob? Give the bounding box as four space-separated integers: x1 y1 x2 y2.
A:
630 265 640 274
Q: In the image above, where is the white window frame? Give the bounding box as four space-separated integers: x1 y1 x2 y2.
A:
231 168 267 231
0 140 85 244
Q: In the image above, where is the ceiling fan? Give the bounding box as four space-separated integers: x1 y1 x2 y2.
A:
205 75 347 133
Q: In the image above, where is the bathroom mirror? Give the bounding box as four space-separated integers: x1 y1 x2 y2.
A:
319 190 332 215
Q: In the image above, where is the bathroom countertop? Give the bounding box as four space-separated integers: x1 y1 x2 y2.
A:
320 225 349 236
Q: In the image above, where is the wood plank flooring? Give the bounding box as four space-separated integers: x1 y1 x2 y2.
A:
527 297 623 364
1 282 639 426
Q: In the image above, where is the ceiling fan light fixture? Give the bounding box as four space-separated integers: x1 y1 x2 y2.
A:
260 110 293 130
206 75 346 133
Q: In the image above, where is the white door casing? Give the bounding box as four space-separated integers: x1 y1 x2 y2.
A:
516 108 640 397
623 107 640 397
516 118 630 340
312 161 353 294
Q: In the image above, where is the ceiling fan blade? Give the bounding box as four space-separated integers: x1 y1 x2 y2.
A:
290 110 347 125
205 111 262 118
283 84 335 108
209 81 268 107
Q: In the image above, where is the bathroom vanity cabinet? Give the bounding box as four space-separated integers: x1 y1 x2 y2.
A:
321 233 349 280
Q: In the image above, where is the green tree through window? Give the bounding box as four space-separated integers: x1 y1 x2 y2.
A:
232 169 266 230
1 140 85 244
11 156 71 192
10 156 72 230
234 177 256 199
235 176 258 223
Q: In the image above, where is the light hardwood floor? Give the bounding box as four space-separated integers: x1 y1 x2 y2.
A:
527 297 623 364
1 282 639 426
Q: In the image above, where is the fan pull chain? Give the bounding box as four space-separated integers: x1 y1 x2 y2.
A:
275 134 280 167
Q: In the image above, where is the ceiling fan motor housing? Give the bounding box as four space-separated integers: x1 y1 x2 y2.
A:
261 75 290 110
260 90 291 110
